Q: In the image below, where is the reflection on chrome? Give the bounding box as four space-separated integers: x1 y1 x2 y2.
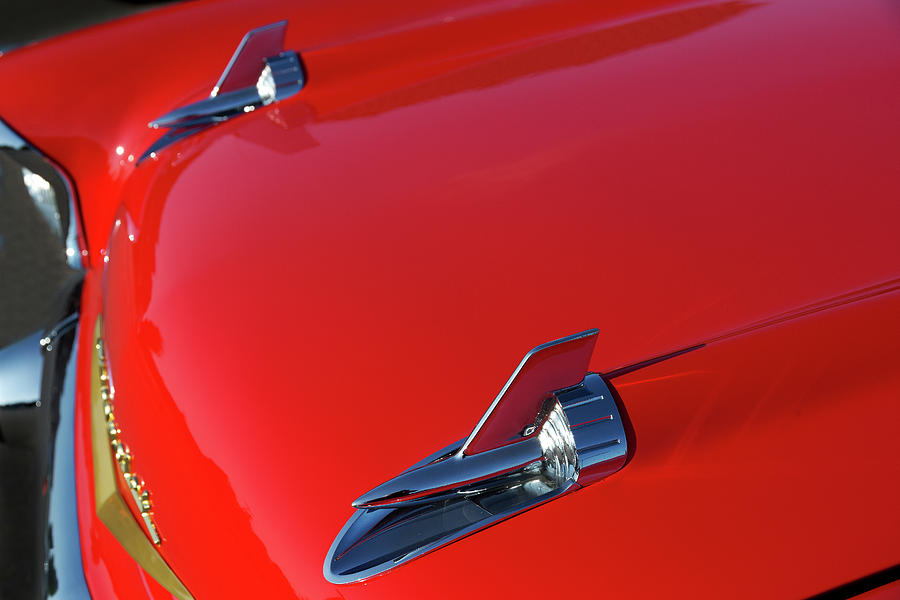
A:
326 331 629 583
21 166 61 237
0 114 83 352
256 64 277 105
140 21 305 163
537 400 578 489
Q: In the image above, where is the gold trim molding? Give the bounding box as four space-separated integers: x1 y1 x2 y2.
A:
91 317 194 600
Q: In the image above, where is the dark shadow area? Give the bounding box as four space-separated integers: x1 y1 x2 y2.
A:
805 563 900 600
0 0 178 53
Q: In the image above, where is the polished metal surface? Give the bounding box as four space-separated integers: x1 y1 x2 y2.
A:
558 374 627 483
0 118 28 150
538 399 578 487
39 312 79 353
0 116 84 350
0 114 84 410
148 87 263 130
257 51 304 102
141 22 305 162
326 331 629 583
0 115 88 599
0 313 92 599
41 323 93 599
0 332 45 407
43 326 93 599
352 435 545 509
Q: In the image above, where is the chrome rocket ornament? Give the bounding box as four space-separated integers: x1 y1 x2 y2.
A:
325 329 630 583
141 21 304 163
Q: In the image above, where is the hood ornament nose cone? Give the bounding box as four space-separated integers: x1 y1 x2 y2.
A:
325 329 631 583
537 399 578 487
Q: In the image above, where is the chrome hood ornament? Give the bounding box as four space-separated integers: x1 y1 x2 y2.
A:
325 329 630 583
140 21 304 163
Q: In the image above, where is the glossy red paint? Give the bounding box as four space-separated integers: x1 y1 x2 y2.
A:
601 286 900 599
854 579 900 600
2 0 899 597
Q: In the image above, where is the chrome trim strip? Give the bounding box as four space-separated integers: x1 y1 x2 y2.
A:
0 115 85 404
0 115 85 269
0 118 28 150
0 332 46 408
0 117 89 596
352 436 546 509
40 312 79 352
0 314 91 598
43 322 93 599
148 87 263 130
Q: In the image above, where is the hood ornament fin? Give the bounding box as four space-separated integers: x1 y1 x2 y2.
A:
352 330 597 510
139 21 304 163
325 329 630 583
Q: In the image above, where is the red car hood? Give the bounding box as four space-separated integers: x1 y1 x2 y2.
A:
2 0 899 598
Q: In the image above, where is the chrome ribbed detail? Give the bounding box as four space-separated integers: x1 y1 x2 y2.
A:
537 400 578 488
